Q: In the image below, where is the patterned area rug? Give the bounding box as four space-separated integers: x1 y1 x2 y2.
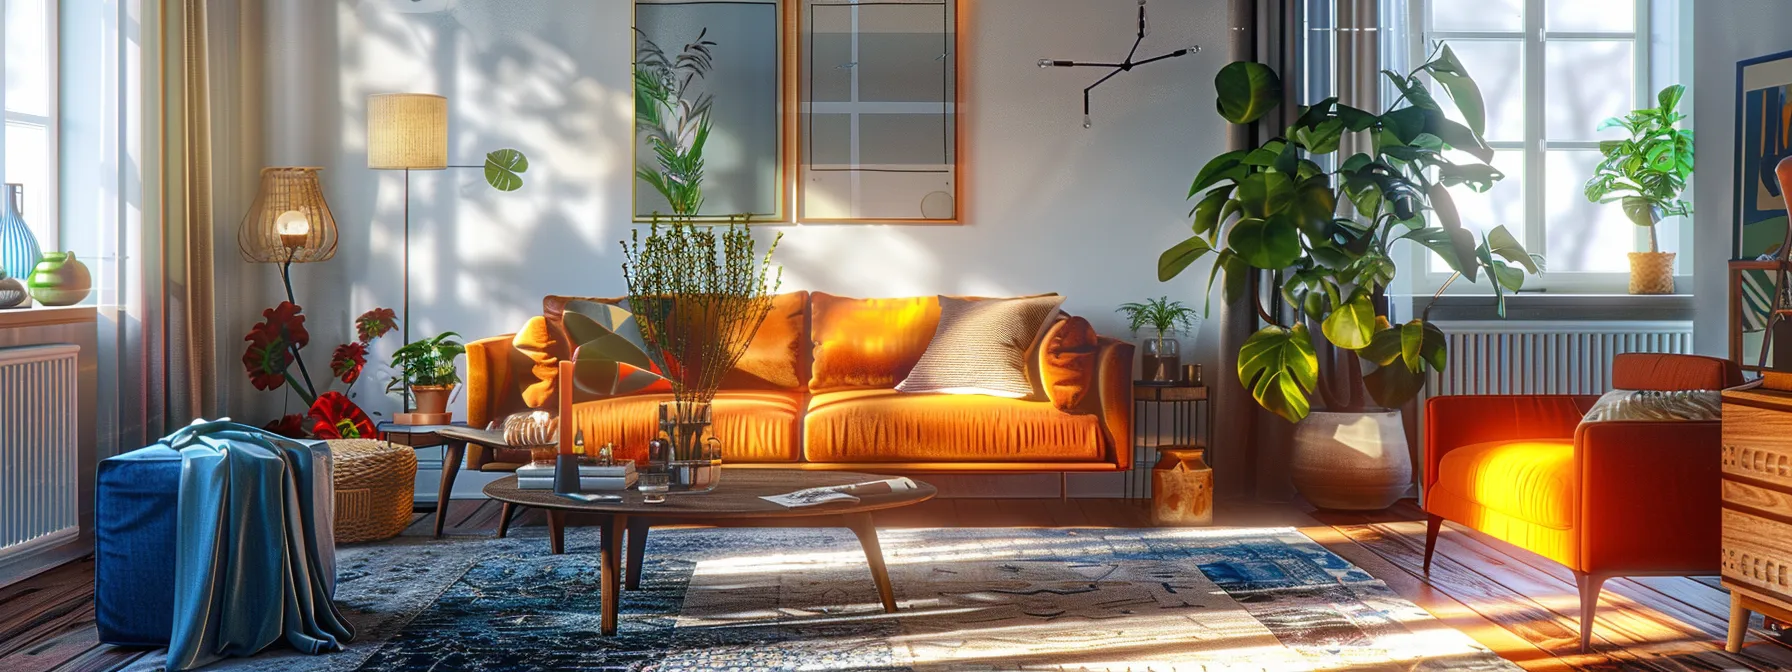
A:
134 526 1517 671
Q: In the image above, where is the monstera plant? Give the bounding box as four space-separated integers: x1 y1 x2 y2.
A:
1160 45 1543 426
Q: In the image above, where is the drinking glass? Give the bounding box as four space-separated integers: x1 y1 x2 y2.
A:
638 472 670 504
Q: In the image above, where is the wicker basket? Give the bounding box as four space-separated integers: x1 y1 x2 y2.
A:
1628 252 1676 294
329 439 417 543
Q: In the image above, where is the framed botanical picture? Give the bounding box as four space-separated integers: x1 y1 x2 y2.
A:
1733 49 1792 259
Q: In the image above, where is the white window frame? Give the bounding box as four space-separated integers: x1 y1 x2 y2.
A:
2 0 61 252
1415 0 1687 295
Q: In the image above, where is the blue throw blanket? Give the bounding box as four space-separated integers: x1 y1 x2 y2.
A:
162 420 355 671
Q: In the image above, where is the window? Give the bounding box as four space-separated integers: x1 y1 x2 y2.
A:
1421 0 1683 290
3 0 57 250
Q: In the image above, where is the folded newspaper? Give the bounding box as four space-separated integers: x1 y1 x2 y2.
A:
761 477 920 508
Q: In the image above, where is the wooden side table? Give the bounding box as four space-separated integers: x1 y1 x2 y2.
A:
377 421 469 538
1129 382 1213 501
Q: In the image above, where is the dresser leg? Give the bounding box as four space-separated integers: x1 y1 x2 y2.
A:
1728 592 1751 653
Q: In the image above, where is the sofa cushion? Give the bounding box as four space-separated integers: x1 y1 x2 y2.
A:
803 389 1105 463
1039 316 1100 412
809 293 943 391
1432 439 1576 530
512 316 561 408
565 391 804 465
896 295 1065 398
722 291 809 391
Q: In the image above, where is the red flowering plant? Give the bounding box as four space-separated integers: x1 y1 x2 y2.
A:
243 304 397 438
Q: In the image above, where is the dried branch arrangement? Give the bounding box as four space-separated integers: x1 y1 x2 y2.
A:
621 215 783 413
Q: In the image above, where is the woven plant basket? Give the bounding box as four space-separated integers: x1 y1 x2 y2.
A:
329 439 417 543
1628 252 1676 294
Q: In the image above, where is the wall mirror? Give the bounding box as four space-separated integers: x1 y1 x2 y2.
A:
634 0 787 222
798 0 961 223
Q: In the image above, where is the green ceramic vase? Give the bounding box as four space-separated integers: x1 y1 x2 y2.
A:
27 251 92 306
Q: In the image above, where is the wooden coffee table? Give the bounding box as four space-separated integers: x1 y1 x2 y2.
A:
482 469 936 635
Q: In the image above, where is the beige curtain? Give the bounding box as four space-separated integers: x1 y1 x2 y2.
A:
148 0 219 435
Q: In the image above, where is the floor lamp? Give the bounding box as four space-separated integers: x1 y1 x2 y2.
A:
367 93 448 411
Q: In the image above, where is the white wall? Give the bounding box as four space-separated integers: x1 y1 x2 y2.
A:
1692 1 1792 356
241 0 1229 427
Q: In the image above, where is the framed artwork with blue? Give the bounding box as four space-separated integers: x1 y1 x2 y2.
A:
1735 49 1792 260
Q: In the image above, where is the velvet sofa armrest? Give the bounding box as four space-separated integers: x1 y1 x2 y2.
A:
1573 420 1722 574
1423 394 1597 497
1094 336 1136 470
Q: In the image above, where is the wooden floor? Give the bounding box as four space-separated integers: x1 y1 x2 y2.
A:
4 497 1790 671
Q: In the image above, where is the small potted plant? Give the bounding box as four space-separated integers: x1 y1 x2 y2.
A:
388 331 466 418
1117 297 1198 382
1584 84 1694 294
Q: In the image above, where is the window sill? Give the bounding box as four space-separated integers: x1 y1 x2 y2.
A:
1403 293 1694 323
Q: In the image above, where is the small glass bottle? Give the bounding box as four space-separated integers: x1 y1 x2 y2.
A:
598 442 615 466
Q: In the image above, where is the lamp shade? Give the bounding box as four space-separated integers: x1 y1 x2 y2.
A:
239 167 338 263
367 93 448 170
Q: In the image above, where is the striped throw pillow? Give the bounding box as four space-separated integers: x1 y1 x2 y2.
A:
896 295 1066 398
1580 388 1721 424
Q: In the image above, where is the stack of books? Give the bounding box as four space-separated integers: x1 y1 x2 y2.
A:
515 460 637 491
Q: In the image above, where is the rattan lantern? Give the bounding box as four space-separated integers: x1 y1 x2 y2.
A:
239 167 338 264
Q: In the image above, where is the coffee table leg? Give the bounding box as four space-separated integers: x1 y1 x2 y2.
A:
626 518 650 590
845 512 897 613
547 509 566 555
601 514 628 635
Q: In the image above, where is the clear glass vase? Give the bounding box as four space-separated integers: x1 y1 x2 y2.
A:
1143 336 1181 382
648 401 723 492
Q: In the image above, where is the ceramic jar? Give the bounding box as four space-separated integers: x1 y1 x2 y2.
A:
27 252 93 306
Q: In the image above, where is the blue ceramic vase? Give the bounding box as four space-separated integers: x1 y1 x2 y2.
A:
0 183 43 285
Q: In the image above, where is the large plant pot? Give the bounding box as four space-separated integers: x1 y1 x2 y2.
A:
1628 251 1676 295
411 384 455 416
1290 410 1412 510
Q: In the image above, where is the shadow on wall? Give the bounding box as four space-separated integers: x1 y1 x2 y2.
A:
239 0 1226 425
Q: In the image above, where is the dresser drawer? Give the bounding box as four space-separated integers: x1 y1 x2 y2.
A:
1722 403 1792 488
1722 508 1792 597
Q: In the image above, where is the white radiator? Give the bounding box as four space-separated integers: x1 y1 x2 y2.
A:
1427 321 1695 396
0 344 80 563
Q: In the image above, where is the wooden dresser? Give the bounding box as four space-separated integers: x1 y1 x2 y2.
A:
1719 384 1792 652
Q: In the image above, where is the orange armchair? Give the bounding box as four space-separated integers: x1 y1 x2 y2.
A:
1422 353 1741 652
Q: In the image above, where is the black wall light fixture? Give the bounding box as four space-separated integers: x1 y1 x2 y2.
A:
1038 0 1199 128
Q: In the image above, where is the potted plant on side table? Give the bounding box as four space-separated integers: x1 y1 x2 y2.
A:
1158 46 1543 510
1117 296 1199 382
1583 84 1694 295
389 331 466 424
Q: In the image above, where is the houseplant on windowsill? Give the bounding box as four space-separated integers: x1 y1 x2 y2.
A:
1117 297 1199 382
387 331 466 419
1583 84 1694 295
1158 46 1542 510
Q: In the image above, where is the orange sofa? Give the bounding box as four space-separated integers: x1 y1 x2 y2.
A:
462 292 1135 478
1422 352 1742 652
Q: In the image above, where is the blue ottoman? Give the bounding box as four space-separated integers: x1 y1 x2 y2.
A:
94 446 182 647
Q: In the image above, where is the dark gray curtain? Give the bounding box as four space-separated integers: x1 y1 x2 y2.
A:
1217 0 1396 501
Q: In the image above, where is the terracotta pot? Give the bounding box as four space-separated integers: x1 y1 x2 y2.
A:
1628 251 1675 294
411 384 454 415
1290 410 1411 510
